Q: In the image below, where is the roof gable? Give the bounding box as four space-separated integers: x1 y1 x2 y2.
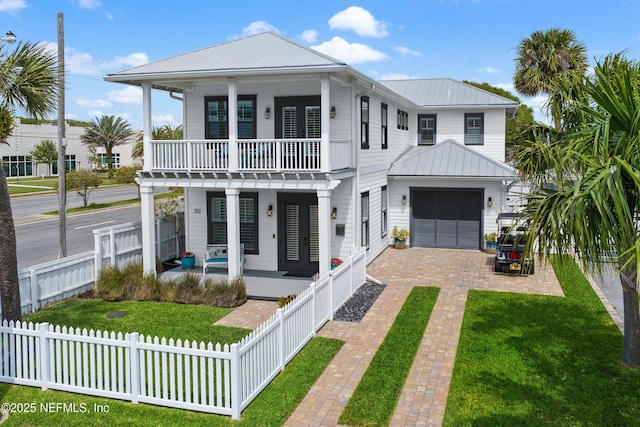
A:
379 78 518 108
388 139 515 179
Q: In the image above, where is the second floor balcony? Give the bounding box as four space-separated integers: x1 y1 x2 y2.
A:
149 138 352 174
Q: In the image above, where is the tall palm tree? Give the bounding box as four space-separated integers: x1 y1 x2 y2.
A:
514 53 640 367
81 115 134 178
132 124 183 160
513 28 588 132
0 42 58 321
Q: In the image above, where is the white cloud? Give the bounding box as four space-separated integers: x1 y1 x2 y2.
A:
76 97 112 108
301 29 318 44
478 66 499 74
394 46 422 56
45 43 149 75
72 0 101 9
242 21 281 36
494 82 515 93
328 6 388 38
0 0 26 13
107 86 142 105
311 37 387 64
103 52 149 69
379 72 419 80
152 113 179 127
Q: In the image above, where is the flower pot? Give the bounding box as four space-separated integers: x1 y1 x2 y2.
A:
181 255 196 270
485 241 497 254
394 240 406 249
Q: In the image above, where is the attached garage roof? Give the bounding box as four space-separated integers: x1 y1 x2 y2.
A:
388 139 516 179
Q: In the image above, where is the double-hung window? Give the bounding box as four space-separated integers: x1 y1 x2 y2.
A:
381 186 388 237
381 103 388 149
205 95 256 139
418 114 436 145
207 192 258 254
464 113 484 145
361 96 370 149
361 192 370 248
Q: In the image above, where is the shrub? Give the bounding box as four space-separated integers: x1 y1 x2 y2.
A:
95 264 125 301
174 272 203 304
278 294 297 308
203 276 247 308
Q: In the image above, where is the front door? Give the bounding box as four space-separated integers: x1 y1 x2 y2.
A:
278 193 319 273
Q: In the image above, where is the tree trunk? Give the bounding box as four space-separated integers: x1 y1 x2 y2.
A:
106 146 113 178
619 266 640 367
0 166 22 321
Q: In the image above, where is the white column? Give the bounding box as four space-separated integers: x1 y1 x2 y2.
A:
140 185 156 275
142 82 152 171
226 188 241 280
227 79 238 172
317 189 332 275
320 75 331 173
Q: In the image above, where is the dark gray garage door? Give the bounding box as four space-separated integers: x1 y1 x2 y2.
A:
410 189 483 249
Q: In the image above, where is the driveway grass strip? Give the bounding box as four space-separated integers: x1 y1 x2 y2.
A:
0 336 343 426
444 255 640 426
338 286 440 427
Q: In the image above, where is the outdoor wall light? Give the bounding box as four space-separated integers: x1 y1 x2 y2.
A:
401 195 407 206
330 106 336 118
264 107 271 119
331 207 338 219
267 204 273 217
487 197 493 208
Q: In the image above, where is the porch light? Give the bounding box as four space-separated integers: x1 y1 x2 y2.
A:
330 106 336 118
331 207 338 219
267 204 273 216
402 195 407 206
487 197 493 208
264 107 271 119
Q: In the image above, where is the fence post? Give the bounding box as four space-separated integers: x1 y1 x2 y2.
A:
155 218 161 262
230 343 241 420
109 228 117 267
328 272 334 320
311 283 317 334
277 308 285 370
38 322 50 390
29 268 38 312
93 230 103 278
128 332 140 404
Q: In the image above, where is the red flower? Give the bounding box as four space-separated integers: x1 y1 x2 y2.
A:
179 251 194 258
331 258 342 267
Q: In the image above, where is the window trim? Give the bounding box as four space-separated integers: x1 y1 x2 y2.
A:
464 113 484 145
381 103 388 149
361 191 370 248
206 191 259 255
381 186 388 237
204 95 257 140
418 114 437 145
361 96 370 149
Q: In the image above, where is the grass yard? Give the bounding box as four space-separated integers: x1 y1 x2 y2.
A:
338 286 440 427
444 255 640 426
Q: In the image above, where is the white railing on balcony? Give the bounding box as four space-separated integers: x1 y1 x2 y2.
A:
150 139 325 173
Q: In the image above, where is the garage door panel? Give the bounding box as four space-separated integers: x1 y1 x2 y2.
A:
435 220 458 247
412 218 435 247
458 220 480 249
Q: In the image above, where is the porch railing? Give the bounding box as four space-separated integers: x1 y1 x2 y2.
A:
150 139 342 173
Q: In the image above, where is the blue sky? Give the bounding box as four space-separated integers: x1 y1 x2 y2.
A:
3 0 640 129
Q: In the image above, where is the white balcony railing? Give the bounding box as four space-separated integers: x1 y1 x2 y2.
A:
150 139 330 173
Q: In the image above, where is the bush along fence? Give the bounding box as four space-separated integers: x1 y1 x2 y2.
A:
0 247 367 419
11 217 183 318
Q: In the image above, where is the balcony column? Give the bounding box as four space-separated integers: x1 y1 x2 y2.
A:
227 79 238 172
317 189 332 275
320 74 331 173
142 82 152 170
225 188 241 280
140 185 156 275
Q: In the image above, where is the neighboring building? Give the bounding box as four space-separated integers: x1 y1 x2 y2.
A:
104 32 519 278
1 119 138 177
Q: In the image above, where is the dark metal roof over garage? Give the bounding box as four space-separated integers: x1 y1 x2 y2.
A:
388 139 516 179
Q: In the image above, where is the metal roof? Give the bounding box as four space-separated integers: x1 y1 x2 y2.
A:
388 139 516 179
379 78 518 108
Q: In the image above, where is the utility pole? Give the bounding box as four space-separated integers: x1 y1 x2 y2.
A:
57 12 66 257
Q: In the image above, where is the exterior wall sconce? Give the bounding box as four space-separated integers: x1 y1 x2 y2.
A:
264 107 271 119
331 207 337 219
267 204 273 216
330 106 336 118
487 197 493 208
401 195 407 206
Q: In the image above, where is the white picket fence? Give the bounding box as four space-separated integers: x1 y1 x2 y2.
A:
1 247 367 419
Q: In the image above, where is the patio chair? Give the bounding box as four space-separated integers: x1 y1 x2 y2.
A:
203 243 244 275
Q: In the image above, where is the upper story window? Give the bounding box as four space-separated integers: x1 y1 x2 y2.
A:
397 109 408 131
381 103 388 150
418 114 436 145
464 113 484 145
361 96 370 149
205 95 256 139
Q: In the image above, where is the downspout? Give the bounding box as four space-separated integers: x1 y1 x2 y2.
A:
353 83 375 249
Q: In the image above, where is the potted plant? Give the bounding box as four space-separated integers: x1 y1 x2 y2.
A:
179 251 196 270
484 232 497 254
391 227 409 249
331 258 343 270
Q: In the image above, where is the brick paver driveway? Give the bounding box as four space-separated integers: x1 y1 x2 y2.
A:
286 247 563 427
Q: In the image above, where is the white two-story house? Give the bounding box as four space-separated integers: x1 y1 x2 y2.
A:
104 32 518 279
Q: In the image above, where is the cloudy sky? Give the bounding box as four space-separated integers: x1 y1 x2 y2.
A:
3 0 640 129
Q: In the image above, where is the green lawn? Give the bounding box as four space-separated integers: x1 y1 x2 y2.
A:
444 255 640 426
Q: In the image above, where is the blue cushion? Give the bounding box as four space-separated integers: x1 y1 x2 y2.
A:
205 258 228 263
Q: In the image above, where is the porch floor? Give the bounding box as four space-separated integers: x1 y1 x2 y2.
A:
160 266 314 300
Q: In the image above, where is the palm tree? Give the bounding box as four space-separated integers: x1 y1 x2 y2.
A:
132 124 183 160
514 53 640 367
513 28 588 132
81 115 134 177
0 42 58 321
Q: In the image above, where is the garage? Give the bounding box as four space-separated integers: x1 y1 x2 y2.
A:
410 188 483 249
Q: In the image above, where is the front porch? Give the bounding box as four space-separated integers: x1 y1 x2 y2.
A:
161 266 313 300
